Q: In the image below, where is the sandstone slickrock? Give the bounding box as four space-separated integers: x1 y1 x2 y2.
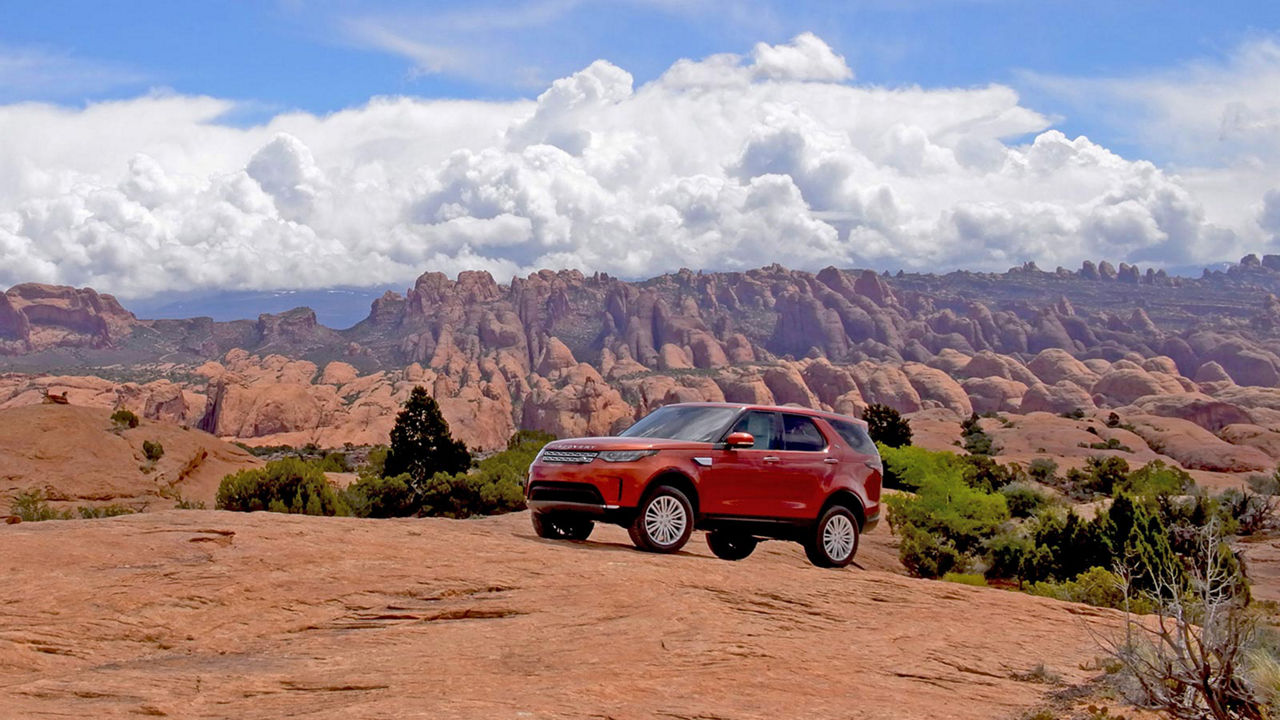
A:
0 404 257 507
0 510 1124 719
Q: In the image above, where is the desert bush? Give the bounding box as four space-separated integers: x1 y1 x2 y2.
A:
960 413 996 455
960 454 1020 493
9 490 72 521
897 525 969 578
1215 488 1277 536
1029 567 1151 613
1118 460 1193 497
878 443 963 491
1102 522 1265 719
77 504 135 519
306 451 348 473
885 447 1009 577
1028 458 1059 483
1247 472 1280 496
345 473 415 518
174 496 206 510
216 458 350 516
142 440 164 461
414 430 552 518
862 403 912 448
1001 482 1051 519
358 445 389 478
110 409 139 429
1082 438 1132 452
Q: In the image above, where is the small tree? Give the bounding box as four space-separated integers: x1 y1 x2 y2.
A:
862 403 912 448
142 440 164 461
111 409 139 429
384 387 471 486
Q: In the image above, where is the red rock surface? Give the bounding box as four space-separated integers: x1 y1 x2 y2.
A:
0 404 258 508
0 510 1123 719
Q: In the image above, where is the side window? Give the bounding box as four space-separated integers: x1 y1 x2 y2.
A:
727 411 780 450
782 414 827 452
830 419 877 456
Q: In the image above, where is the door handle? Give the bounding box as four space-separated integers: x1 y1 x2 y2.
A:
824 458 839 464
762 456 780 463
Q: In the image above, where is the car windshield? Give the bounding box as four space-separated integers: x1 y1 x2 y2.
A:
619 405 740 443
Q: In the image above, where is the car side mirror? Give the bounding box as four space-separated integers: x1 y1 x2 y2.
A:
725 432 755 449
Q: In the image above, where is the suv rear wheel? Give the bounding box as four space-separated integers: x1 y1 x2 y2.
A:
628 485 694 553
531 511 594 541
706 530 758 561
804 505 859 568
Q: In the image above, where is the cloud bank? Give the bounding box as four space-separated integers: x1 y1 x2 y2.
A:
0 33 1276 297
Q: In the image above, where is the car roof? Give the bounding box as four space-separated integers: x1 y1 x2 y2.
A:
661 401 868 427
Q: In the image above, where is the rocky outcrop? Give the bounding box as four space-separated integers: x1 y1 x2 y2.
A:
0 284 136 353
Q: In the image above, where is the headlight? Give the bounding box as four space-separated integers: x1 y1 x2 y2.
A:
599 449 659 463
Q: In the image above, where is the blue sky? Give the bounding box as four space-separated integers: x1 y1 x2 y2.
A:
5 0 1278 160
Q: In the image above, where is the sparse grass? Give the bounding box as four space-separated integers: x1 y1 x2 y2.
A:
941 572 988 587
76 504 136 519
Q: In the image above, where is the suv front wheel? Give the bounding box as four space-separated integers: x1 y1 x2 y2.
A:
628 486 694 553
804 505 859 568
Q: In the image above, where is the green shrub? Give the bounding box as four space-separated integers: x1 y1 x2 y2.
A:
9 490 72 521
174 496 206 510
862 403 912 448
356 445 389 479
312 451 349 473
1001 482 1051 518
110 409 139 429
942 572 988 587
1029 567 1152 613
885 446 1010 577
216 458 350 516
897 525 968 578
1215 488 1276 536
1082 438 1131 452
142 440 164 461
345 473 416 518
878 443 964 491
1248 472 1280 496
77 504 135 519
414 430 551 518
1118 460 1193 496
960 454 1020 493
960 413 996 455
1027 458 1058 483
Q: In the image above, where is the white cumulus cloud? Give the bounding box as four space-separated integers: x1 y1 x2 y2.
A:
0 33 1274 299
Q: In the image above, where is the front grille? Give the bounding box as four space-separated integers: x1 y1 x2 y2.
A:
541 449 599 464
528 482 606 505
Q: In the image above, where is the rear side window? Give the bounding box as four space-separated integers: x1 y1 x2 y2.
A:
829 419 877 456
781 414 827 452
727 411 780 450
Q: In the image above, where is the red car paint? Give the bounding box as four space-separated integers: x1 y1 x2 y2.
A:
524 402 881 567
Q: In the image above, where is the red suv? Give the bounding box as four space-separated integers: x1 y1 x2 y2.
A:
524 402 882 568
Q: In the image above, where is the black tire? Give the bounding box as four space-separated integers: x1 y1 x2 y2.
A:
706 530 758 561
627 485 694 553
531 511 594 541
804 505 860 568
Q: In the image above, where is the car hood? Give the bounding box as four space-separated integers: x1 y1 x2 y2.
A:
543 436 713 452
